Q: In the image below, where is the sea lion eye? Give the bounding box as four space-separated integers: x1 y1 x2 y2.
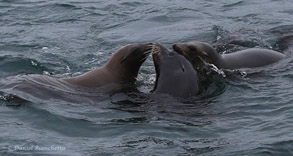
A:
132 47 139 53
188 45 197 52
181 63 185 72
201 51 209 57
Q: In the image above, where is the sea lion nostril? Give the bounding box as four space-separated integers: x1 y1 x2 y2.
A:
173 44 181 53
172 44 177 49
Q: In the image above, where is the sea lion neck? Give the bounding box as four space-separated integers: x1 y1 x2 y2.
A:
200 45 223 68
62 67 116 88
104 62 136 82
213 53 224 68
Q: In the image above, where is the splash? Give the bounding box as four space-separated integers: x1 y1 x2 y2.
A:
206 63 226 78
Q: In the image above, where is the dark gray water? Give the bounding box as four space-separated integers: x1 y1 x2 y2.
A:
1 0 293 155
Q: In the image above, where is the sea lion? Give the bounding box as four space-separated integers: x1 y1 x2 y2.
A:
151 43 200 98
0 43 153 103
173 41 285 69
63 43 153 88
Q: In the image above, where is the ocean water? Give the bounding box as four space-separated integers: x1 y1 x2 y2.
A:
1 0 293 155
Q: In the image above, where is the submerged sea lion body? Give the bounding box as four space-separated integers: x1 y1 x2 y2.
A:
0 43 153 103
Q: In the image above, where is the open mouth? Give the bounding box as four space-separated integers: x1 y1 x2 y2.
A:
137 43 158 62
151 44 162 69
150 44 162 93
150 43 164 69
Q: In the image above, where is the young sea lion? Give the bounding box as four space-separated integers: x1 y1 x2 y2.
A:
173 41 285 69
152 43 200 98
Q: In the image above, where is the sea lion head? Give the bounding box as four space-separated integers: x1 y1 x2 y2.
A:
106 43 153 82
172 41 220 68
152 43 200 98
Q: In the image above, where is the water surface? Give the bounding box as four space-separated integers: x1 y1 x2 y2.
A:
1 0 293 155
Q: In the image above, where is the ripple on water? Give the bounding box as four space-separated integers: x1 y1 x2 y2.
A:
0 56 51 77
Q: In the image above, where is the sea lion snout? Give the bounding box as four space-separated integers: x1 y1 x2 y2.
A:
153 43 169 56
172 44 188 56
172 44 181 53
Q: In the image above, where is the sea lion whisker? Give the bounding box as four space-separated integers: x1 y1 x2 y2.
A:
150 44 160 55
140 48 154 61
143 49 152 55
140 54 150 62
139 50 152 62
147 44 155 48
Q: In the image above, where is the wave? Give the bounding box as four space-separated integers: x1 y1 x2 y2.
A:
0 55 51 77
